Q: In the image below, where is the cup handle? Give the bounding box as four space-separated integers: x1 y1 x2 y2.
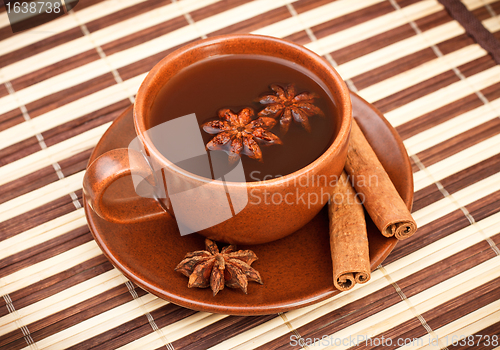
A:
83 148 169 224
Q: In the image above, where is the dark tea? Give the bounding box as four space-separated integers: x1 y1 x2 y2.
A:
149 54 338 182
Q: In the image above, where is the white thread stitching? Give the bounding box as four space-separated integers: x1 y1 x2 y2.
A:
124 281 175 350
3 81 82 210
69 10 135 104
285 2 358 92
3 294 39 349
171 0 208 40
378 264 447 349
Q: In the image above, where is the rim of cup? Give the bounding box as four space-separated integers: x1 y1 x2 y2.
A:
134 34 352 188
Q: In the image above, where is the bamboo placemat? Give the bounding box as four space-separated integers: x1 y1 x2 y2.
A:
1 0 500 349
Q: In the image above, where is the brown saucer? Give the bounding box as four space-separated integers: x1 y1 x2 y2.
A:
84 92 413 315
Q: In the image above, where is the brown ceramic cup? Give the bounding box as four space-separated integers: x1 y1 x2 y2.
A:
83 34 352 245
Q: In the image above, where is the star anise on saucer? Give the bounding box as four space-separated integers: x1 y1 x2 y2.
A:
175 238 263 296
202 107 282 163
258 83 324 133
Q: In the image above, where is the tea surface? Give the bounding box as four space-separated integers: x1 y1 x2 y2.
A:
149 54 338 182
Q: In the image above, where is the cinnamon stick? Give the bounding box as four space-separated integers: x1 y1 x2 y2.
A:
328 171 371 291
345 119 417 240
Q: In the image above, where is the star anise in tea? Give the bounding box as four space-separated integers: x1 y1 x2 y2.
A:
175 238 263 296
202 107 282 163
258 83 324 133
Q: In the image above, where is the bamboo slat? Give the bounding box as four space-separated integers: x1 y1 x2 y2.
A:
305 1 443 55
0 172 84 223
483 15 500 31
0 124 110 186
0 12 10 29
414 133 500 190
360 44 486 103
398 300 500 350
0 0 220 83
0 0 149 58
20 294 167 350
0 74 145 151
0 241 101 295
0 270 125 335
117 313 228 350
385 65 500 127
463 0 500 10
404 97 500 155
413 172 500 226
0 209 86 260
305 256 500 349
253 0 385 38
336 21 464 80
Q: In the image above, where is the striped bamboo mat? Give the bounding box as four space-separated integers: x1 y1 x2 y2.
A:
1 0 500 349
